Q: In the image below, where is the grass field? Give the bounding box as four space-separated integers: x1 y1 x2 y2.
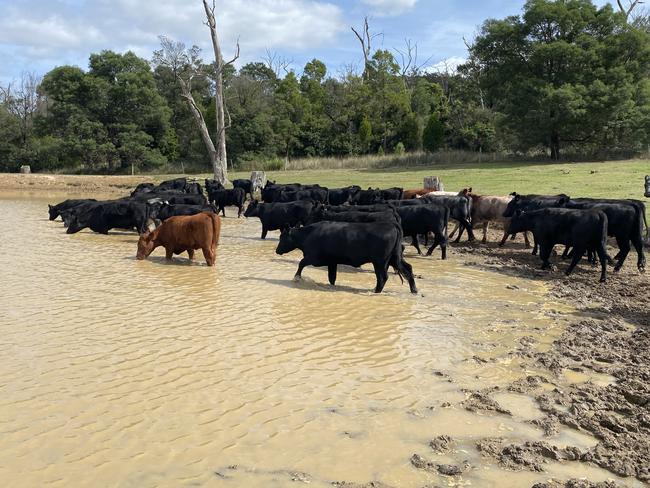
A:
222 159 650 200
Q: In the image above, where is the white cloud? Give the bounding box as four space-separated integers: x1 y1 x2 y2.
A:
360 0 417 16
425 56 467 74
0 0 344 80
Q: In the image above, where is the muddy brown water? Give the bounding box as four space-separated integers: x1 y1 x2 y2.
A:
0 194 643 487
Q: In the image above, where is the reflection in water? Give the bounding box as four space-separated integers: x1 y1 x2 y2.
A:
0 195 636 487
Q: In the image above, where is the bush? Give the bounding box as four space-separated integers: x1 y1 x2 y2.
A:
394 142 405 155
423 114 445 153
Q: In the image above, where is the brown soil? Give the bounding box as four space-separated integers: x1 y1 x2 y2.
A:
454 232 649 484
0 173 174 195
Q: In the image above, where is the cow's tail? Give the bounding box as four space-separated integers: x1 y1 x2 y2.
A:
639 202 649 241
444 206 450 243
210 212 221 250
392 222 405 284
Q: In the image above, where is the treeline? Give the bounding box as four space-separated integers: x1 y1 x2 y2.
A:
1 0 649 173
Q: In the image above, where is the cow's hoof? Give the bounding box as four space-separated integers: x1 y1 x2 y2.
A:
614 267 622 273
293 275 302 282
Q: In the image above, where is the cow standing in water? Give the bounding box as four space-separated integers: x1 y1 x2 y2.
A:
136 212 221 266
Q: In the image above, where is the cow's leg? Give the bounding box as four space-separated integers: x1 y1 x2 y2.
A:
410 235 423 255
499 229 509 247
448 222 460 239
532 239 539 256
454 223 464 243
426 233 441 257
187 249 195 261
400 258 418 294
202 247 215 266
261 226 268 240
373 262 387 293
561 246 572 260
524 231 531 248
565 247 585 276
165 247 173 261
464 221 476 242
596 244 608 283
327 264 337 285
294 258 309 280
631 233 646 272
482 221 489 243
539 242 553 270
614 236 630 272
221 206 226 217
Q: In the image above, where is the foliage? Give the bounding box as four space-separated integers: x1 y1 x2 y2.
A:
1 1 649 171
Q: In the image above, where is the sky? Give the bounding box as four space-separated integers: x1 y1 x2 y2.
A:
0 0 614 84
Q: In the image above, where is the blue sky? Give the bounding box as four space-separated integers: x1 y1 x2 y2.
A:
0 0 614 84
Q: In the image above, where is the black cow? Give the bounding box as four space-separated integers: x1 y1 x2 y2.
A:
350 189 381 205
233 179 254 200
509 208 608 282
131 191 207 206
278 188 328 203
185 181 203 195
244 200 315 239
306 206 398 226
275 221 417 294
645 175 650 198
158 177 188 191
325 203 396 213
66 200 151 235
502 193 571 218
130 183 156 197
328 186 361 205
378 187 403 201
396 204 450 258
566 199 646 272
153 203 217 222
208 188 245 217
205 179 225 194
48 199 97 221
421 195 475 242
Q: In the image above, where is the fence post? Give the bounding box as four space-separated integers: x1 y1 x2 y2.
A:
423 176 442 191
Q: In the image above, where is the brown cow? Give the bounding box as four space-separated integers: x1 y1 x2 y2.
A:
402 188 431 199
136 212 221 266
450 194 530 246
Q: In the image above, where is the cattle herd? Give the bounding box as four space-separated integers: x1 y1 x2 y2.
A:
47 176 648 293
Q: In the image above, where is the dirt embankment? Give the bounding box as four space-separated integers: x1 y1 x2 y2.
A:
454 235 650 485
0 173 172 196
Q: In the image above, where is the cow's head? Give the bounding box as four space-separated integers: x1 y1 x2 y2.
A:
502 193 522 218
48 204 58 221
136 231 156 260
305 204 324 225
645 175 650 198
459 188 473 198
276 228 298 255
507 209 529 234
244 200 260 218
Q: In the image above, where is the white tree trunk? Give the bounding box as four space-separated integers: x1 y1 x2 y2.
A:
202 0 235 185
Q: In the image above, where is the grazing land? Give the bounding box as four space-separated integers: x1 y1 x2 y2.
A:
1 159 649 201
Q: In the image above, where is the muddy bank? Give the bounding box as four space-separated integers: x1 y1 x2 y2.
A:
455 233 649 484
0 172 177 195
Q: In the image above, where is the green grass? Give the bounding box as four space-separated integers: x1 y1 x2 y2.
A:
218 159 650 200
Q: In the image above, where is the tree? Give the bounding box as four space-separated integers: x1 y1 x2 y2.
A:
469 0 650 159
358 115 373 152
202 0 239 183
153 37 221 174
351 17 380 82
423 114 445 153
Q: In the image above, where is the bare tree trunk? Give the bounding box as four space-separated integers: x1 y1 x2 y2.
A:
351 17 377 83
179 77 220 173
202 0 239 184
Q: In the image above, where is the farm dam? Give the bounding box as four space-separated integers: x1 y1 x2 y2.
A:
0 175 648 488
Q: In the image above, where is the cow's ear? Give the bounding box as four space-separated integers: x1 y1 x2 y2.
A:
468 187 473 193
48 204 53 210
559 196 569 205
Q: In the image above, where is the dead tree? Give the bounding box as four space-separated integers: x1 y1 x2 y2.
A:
617 0 644 19
202 0 239 184
154 37 221 178
2 72 42 148
351 17 381 82
263 49 293 78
